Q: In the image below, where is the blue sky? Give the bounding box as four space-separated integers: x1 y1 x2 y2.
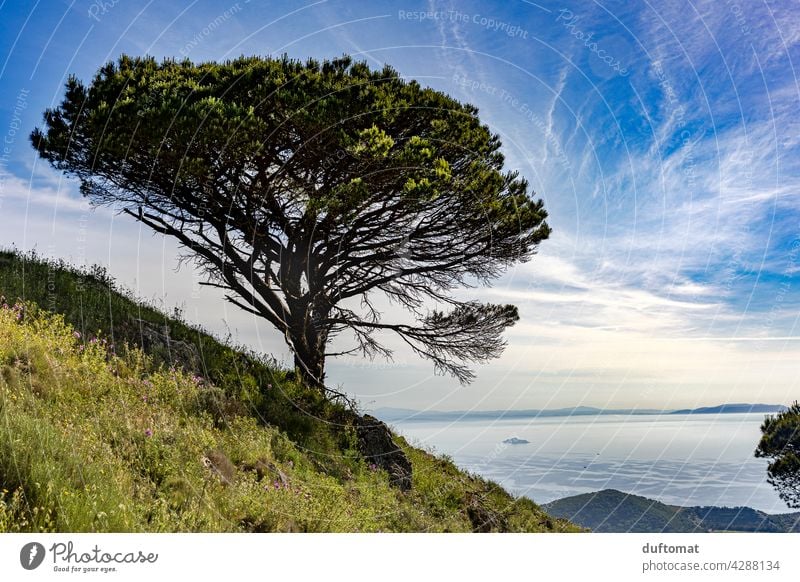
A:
1 0 799 411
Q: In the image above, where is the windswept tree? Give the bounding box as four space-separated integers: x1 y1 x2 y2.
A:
756 402 800 508
32 55 550 391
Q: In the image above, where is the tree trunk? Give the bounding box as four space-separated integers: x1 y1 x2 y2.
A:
293 348 325 390
289 307 328 391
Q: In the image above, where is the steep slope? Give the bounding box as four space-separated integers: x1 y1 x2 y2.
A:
0 250 578 532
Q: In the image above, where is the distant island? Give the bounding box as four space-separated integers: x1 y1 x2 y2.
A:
543 489 800 533
502 437 530 445
669 403 784 415
376 403 787 423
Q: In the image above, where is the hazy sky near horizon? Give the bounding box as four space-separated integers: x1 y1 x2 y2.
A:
1 0 799 411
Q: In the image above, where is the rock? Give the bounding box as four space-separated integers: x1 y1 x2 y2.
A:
134 319 202 373
196 385 249 426
466 492 508 532
202 450 237 485
354 414 412 491
240 459 271 481
240 458 290 487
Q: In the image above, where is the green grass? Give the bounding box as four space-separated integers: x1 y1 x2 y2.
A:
0 249 578 532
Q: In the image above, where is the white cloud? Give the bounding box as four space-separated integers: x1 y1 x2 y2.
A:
1 172 95 215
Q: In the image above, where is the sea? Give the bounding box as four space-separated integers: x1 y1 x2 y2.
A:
390 412 791 514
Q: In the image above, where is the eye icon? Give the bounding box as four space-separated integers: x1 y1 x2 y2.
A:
20 542 46 570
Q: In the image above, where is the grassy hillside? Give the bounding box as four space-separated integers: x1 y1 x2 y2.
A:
543 489 800 533
0 250 578 532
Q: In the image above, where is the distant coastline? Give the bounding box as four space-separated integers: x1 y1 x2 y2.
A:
376 403 787 423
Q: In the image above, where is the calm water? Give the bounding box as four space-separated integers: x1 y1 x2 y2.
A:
391 413 790 513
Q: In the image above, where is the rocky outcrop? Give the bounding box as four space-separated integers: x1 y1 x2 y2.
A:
465 492 508 532
202 450 237 485
133 318 202 373
196 385 249 426
240 458 290 487
354 414 412 491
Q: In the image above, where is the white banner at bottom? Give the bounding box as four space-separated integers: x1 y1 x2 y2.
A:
1 533 797 582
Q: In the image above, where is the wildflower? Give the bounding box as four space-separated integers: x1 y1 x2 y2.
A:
144 429 153 437
142 395 148 403
368 463 378 472
273 481 281 489
267 383 273 389
73 331 81 340
287 460 294 469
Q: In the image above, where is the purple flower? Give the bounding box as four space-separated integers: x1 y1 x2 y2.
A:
144 429 153 437
267 383 273 389
73 331 81 340
142 395 148 403
368 463 378 472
